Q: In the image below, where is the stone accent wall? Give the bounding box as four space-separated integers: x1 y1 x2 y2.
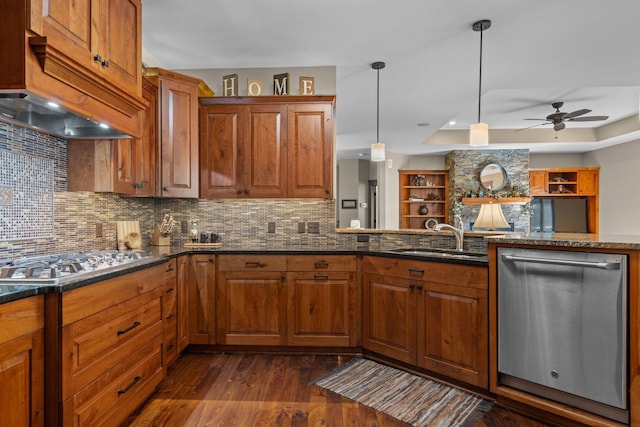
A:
445 150 530 232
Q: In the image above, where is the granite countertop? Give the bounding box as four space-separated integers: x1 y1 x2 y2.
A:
486 232 640 250
5 233 640 305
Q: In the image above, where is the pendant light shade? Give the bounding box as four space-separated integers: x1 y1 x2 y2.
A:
371 61 386 161
470 19 491 147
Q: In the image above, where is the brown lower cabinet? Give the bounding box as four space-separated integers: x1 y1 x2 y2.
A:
217 255 288 345
188 254 216 345
362 255 488 388
45 261 172 427
0 296 44 427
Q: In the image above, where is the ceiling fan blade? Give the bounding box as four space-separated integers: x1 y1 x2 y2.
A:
567 115 609 122
523 118 548 121
562 108 591 119
515 122 550 132
554 122 566 131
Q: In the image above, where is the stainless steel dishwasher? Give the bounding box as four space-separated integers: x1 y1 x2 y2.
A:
497 247 628 423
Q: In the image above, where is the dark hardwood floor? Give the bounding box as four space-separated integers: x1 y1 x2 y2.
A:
123 353 551 427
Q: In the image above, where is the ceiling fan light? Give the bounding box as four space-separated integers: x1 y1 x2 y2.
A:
371 142 386 161
470 122 489 146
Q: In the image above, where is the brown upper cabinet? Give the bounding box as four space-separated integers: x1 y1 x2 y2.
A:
69 69 200 198
3 0 146 137
199 96 335 199
144 69 200 198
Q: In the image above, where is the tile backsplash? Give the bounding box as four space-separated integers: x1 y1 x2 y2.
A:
0 121 476 259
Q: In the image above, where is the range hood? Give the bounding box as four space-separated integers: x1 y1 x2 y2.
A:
0 92 130 139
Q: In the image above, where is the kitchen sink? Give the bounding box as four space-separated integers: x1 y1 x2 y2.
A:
388 248 488 261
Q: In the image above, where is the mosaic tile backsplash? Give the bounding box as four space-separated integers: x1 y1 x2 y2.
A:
0 121 478 259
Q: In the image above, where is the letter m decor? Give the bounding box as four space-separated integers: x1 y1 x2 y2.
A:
273 73 289 95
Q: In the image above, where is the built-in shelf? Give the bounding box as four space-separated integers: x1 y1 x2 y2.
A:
461 197 531 205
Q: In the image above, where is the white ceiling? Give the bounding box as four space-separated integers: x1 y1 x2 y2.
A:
141 0 640 158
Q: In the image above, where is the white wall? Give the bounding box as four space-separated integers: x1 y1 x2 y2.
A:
529 153 584 169
584 140 640 235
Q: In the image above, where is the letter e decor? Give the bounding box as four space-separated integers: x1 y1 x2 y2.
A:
299 77 315 95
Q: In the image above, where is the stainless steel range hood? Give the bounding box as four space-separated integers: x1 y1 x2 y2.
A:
0 92 130 139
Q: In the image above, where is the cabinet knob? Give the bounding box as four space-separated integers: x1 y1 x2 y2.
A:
101 60 110 67
325 188 330 194
163 187 169 192
409 284 415 289
416 285 423 291
93 54 102 62
237 189 243 194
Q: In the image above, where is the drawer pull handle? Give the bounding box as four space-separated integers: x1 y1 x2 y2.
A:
314 261 329 269
118 375 141 395
245 261 265 268
408 268 425 276
117 321 141 335
166 287 175 293
166 313 175 320
167 343 174 352
166 266 175 272
314 275 329 280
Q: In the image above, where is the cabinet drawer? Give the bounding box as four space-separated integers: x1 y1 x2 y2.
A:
362 256 429 280
62 336 163 427
0 295 44 343
163 285 177 320
61 287 164 398
62 263 168 326
218 254 287 271
287 254 356 272
362 256 487 289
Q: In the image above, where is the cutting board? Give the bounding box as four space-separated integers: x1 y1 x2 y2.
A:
116 220 142 249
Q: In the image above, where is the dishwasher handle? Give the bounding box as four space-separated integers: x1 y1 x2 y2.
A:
501 254 621 270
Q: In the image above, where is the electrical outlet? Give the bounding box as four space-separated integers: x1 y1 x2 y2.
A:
357 234 369 243
181 220 188 233
307 222 320 234
268 222 276 233
95 223 103 238
297 222 306 233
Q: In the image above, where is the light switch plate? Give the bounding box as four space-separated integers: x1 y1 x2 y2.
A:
268 222 276 233
297 222 306 233
307 222 320 234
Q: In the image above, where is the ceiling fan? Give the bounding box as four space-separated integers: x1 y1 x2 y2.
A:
521 102 609 131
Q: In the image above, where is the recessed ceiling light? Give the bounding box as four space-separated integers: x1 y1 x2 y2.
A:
448 120 456 125
99 123 110 129
417 122 431 127
47 101 60 108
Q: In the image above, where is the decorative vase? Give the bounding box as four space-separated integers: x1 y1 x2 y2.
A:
419 205 429 215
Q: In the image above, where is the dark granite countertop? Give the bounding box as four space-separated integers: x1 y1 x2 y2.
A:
0 246 487 305
485 232 640 250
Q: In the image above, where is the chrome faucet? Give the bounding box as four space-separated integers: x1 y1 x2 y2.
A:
434 223 464 252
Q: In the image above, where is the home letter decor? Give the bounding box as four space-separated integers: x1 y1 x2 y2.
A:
273 73 290 95
223 73 238 96
300 77 315 95
248 79 263 96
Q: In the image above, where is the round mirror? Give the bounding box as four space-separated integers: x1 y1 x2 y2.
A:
479 163 507 191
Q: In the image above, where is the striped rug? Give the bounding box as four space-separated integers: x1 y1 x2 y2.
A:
311 357 493 427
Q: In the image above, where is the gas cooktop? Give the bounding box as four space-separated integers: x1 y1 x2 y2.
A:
0 250 156 285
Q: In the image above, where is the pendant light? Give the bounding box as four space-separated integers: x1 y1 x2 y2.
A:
470 19 491 147
371 61 386 161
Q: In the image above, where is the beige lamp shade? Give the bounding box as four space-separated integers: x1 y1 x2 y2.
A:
474 203 510 229
371 142 385 162
470 122 489 147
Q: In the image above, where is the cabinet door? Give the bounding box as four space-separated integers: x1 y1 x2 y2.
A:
286 272 356 347
362 273 417 364
97 0 141 94
417 282 488 387
29 0 96 72
529 171 548 195
287 103 333 198
188 255 216 345
0 331 44 427
176 255 190 352
199 105 244 199
218 271 287 345
159 77 199 198
244 104 288 198
578 169 598 195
